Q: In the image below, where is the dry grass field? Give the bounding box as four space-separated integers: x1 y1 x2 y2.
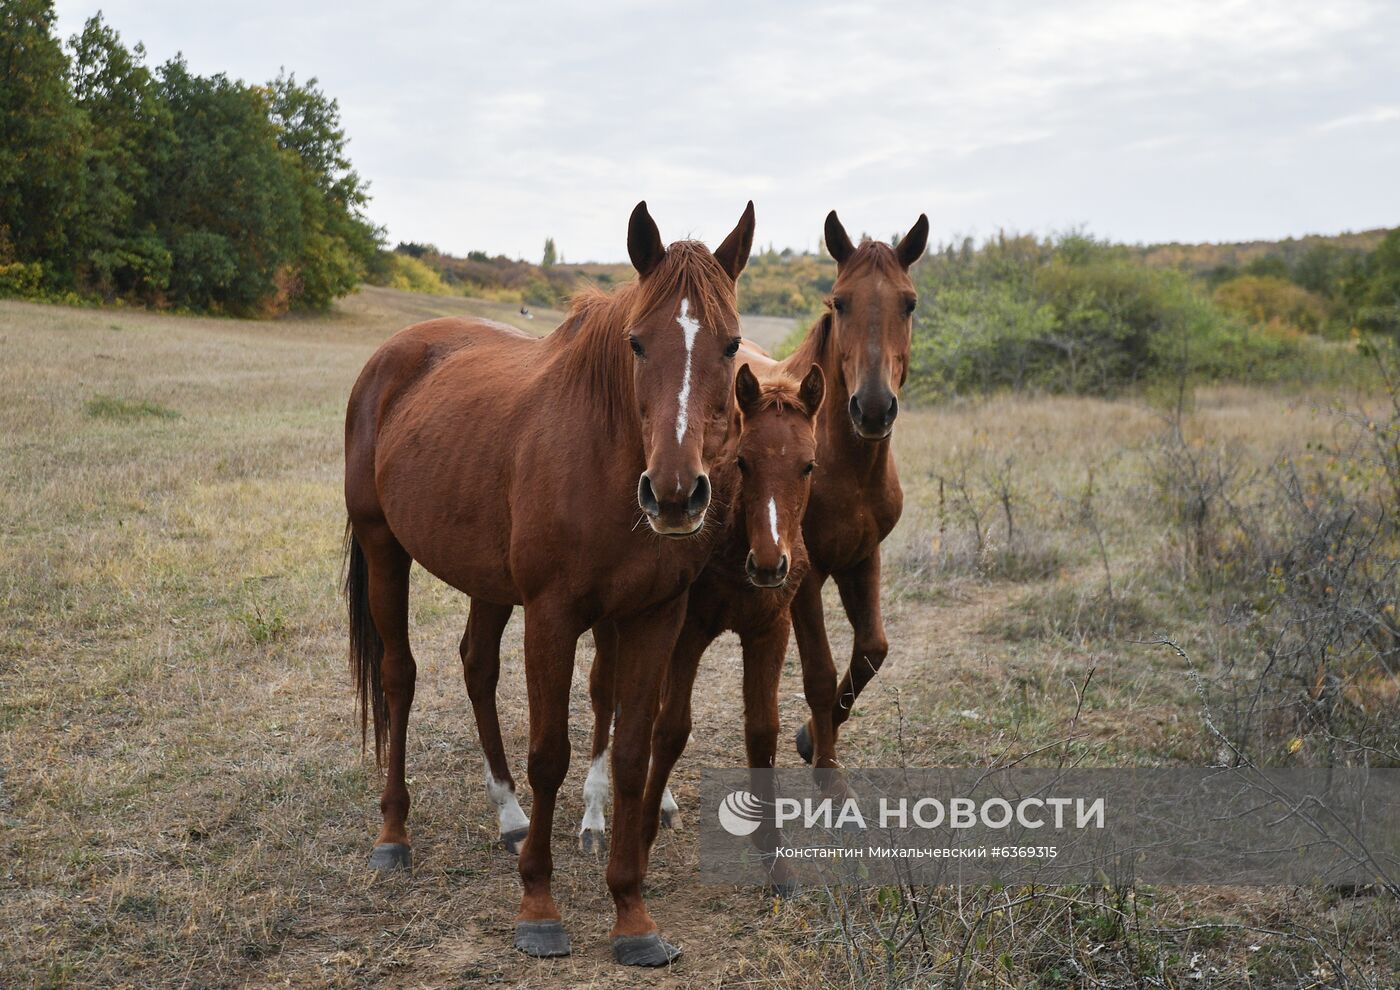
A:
1 288 1395 988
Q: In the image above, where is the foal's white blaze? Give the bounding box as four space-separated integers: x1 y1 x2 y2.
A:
580 749 610 838
768 496 780 547
674 297 701 445
485 759 529 836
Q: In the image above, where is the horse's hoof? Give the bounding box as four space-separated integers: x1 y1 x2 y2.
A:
659 808 682 830
514 919 571 958
579 828 607 857
795 722 814 765
367 842 412 872
612 932 682 967
501 827 529 856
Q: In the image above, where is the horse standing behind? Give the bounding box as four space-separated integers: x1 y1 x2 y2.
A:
343 201 755 966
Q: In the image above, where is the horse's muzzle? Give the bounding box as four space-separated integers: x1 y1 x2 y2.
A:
638 471 710 536
745 549 790 588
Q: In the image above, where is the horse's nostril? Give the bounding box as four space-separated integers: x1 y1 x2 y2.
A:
744 549 758 577
637 472 660 516
885 395 899 426
848 395 861 422
687 473 711 515
777 554 789 579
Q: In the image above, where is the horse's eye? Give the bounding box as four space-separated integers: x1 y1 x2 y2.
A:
802 461 816 477
724 337 741 358
736 456 749 475
629 336 645 358
904 298 917 316
832 298 846 315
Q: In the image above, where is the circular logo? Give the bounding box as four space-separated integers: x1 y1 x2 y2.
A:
717 790 766 836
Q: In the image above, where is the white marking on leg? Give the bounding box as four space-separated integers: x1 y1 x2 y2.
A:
674 298 701 444
580 749 610 837
660 786 679 816
485 760 528 836
768 496 780 547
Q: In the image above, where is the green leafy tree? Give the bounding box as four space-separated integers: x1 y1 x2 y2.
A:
0 0 86 281
541 236 556 267
68 14 173 299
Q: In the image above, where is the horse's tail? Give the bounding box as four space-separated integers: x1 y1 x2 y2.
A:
343 522 387 765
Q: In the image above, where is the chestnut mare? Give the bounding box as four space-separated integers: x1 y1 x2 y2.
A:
580 364 825 864
343 201 755 966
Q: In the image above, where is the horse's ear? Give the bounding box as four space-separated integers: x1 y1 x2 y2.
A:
798 363 826 418
713 200 756 282
824 210 856 266
735 363 762 417
896 214 929 269
628 201 666 277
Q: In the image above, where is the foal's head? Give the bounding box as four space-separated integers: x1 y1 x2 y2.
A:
823 210 929 441
625 201 756 536
732 363 825 587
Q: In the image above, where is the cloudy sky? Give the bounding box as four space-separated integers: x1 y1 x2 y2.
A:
53 0 1400 263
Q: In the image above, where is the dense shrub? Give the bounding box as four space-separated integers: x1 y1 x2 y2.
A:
1212 274 1329 337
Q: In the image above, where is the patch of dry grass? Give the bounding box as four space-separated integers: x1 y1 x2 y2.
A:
1 292 1394 987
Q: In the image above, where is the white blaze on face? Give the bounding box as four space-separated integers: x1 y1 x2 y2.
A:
768 496 780 547
674 297 701 444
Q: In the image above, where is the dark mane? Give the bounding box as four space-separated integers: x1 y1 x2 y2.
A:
553 241 736 437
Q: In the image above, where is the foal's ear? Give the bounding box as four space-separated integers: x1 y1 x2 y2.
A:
628 200 666 277
798 363 826 417
713 200 756 282
824 210 856 266
896 214 929 270
735 363 762 417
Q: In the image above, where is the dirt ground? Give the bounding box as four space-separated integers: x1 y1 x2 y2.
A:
1 289 1393 988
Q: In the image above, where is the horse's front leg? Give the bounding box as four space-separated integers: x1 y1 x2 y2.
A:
639 611 714 873
739 616 797 894
789 568 840 769
831 551 889 735
608 597 687 967
458 599 527 853
511 600 582 959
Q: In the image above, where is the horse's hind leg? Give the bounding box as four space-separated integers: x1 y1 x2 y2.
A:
580 622 618 856
460 599 526 853
357 522 417 872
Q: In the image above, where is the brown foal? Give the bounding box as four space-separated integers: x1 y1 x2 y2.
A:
578 364 826 859
772 210 928 771
343 201 755 966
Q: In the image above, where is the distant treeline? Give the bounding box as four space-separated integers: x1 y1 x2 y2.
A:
775 227 1400 396
0 2 379 315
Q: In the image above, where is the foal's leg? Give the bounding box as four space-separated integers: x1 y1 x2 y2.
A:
639 615 714 871
579 622 617 855
830 552 889 735
740 617 798 894
512 600 581 958
357 523 417 871
789 569 841 769
608 600 687 966
459 599 527 853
